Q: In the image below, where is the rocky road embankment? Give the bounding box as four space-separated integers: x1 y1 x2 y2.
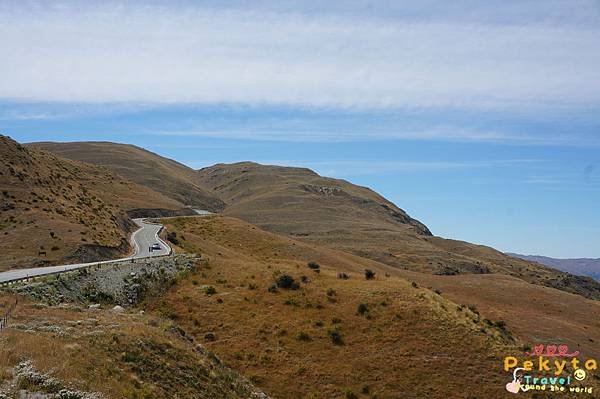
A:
3 254 199 306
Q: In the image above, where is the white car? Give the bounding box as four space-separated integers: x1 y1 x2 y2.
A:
149 243 161 252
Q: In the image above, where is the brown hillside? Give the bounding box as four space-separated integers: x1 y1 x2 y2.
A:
196 162 600 300
28 141 225 212
149 215 527 399
0 294 266 398
0 135 180 271
198 161 430 235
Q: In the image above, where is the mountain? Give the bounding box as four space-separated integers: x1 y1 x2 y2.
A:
28 141 225 212
197 161 600 300
0 135 181 270
507 253 600 281
28 144 600 300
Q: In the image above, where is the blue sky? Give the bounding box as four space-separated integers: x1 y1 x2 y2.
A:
1 1 599 258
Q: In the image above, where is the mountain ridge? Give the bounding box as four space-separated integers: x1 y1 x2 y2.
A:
22 140 600 300
507 252 600 281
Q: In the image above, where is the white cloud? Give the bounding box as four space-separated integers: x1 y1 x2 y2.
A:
182 158 545 176
1 2 599 111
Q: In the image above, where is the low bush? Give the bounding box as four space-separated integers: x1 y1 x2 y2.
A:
357 303 369 315
364 269 375 280
276 274 300 290
307 261 320 270
204 286 217 295
328 330 344 345
296 331 311 341
166 231 179 245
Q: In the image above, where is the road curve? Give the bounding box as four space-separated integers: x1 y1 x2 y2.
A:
0 218 171 284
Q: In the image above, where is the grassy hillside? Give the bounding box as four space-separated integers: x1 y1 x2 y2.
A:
0 294 266 398
149 215 525 398
197 161 430 236
0 135 180 271
196 162 600 300
29 141 225 212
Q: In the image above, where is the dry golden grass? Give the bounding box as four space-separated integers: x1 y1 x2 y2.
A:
1 135 181 271
29 141 225 212
395 270 600 359
147 216 526 398
194 162 600 301
0 294 263 398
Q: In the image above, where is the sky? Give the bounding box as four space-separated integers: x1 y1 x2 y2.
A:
1 0 599 258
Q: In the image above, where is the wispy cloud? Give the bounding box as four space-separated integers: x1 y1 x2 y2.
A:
1 2 599 112
183 158 545 176
144 127 600 146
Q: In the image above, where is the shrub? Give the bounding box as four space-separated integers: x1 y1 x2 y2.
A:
166 231 179 245
276 274 300 290
284 298 299 306
51 246 60 251
328 330 344 345
326 288 336 297
204 286 217 295
307 261 320 270
332 317 342 324
337 272 349 280
267 284 278 293
357 303 369 315
296 331 311 341
204 332 216 341
364 269 375 280
411 281 419 288
345 390 358 399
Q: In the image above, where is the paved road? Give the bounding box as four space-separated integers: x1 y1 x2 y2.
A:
0 218 170 284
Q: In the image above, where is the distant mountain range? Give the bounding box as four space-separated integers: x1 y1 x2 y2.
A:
507 253 600 281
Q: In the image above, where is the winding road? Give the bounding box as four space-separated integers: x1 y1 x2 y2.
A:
0 218 170 284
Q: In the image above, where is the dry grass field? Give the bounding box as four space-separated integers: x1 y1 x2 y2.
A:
0 293 265 398
396 270 600 359
147 216 531 398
